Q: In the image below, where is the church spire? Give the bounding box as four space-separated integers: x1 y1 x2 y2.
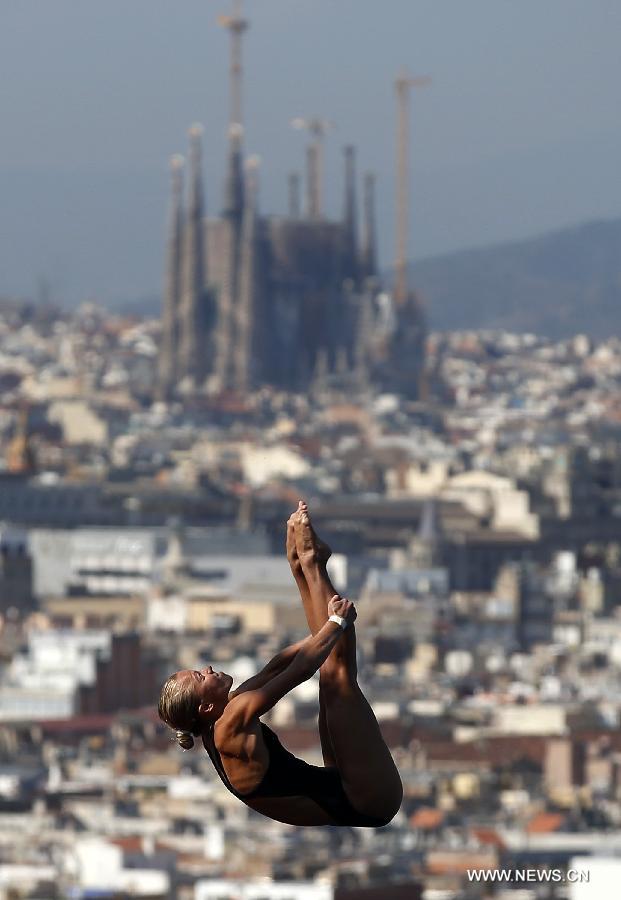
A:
234 157 261 393
360 172 377 279
409 498 444 569
219 2 248 220
159 155 184 397
214 3 250 388
343 145 358 280
223 124 245 220
178 125 209 386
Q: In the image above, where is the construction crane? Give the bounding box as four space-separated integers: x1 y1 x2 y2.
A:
290 117 335 219
218 0 249 129
394 70 431 307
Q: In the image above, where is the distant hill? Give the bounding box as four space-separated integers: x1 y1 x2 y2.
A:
411 218 621 339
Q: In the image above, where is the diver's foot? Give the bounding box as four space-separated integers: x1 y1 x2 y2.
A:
295 500 332 568
286 513 303 578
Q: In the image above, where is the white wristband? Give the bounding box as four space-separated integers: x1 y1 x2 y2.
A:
328 614 348 630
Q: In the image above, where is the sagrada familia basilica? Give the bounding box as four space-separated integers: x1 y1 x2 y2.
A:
159 6 426 400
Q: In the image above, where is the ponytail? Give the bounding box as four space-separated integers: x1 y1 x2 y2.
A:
176 729 195 751
158 673 202 751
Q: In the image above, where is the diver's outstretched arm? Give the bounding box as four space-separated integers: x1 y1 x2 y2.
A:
229 639 307 699
227 597 356 725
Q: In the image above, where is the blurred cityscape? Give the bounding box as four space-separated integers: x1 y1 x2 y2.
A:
1 297 621 898
1 3 621 900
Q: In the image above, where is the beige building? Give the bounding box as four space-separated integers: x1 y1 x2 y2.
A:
41 594 146 631
544 738 586 792
47 400 108 446
442 470 539 538
492 704 567 736
386 465 539 538
185 593 307 634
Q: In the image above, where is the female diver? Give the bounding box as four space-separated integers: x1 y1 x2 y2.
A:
157 502 403 827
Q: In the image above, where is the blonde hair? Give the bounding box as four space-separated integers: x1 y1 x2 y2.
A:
157 672 202 751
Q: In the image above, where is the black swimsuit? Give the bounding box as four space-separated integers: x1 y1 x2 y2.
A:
203 721 389 828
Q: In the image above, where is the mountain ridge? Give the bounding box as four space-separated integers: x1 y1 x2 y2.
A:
410 216 621 338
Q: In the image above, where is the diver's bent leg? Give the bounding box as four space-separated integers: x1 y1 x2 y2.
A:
318 689 337 768
290 502 402 821
320 666 403 823
293 503 360 772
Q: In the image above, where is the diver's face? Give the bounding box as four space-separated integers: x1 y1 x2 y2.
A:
178 666 233 709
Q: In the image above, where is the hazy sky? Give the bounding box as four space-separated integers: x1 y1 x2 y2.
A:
1 0 621 306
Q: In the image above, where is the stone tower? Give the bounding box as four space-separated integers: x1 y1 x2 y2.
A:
342 145 358 283
178 125 211 388
233 158 263 392
213 126 246 390
158 155 184 398
360 172 377 280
